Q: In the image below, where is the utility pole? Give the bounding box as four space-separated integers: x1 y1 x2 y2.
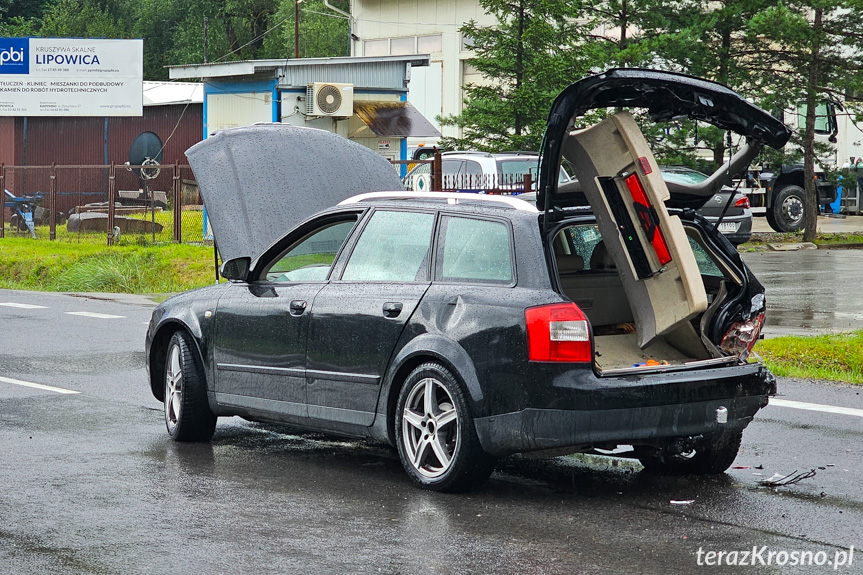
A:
294 0 300 58
204 16 209 63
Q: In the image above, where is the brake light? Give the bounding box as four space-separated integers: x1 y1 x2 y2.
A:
624 174 672 266
720 313 764 360
735 196 750 209
525 303 592 362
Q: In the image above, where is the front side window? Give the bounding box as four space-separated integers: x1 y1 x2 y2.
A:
436 216 513 284
796 102 833 134
342 210 435 282
264 219 358 282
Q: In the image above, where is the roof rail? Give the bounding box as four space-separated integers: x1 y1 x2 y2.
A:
441 150 493 157
338 191 538 211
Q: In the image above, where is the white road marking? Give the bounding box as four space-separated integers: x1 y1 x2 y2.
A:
0 302 47 309
769 398 863 418
0 376 80 395
65 311 125 319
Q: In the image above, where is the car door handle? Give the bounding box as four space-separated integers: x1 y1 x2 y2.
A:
382 302 403 318
289 300 307 316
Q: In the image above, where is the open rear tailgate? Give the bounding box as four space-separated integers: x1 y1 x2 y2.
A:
563 112 707 348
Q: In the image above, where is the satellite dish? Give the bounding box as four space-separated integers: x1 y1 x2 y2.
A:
129 131 163 180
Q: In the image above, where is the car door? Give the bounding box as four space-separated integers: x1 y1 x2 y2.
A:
305 209 436 426
212 215 360 418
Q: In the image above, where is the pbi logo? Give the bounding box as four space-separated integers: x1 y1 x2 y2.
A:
0 38 29 74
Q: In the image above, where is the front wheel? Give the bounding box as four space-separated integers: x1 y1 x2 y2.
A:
768 185 805 232
164 331 216 442
395 362 495 492
637 430 743 475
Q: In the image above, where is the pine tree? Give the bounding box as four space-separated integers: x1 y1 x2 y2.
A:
439 0 589 152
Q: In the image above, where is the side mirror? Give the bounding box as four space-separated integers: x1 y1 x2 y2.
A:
220 257 251 281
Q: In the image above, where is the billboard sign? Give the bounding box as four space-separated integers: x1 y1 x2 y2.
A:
0 38 143 116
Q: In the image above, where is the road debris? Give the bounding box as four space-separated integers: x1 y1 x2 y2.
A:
758 469 817 488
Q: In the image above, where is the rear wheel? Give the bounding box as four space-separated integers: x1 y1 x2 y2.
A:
637 430 742 475
164 331 216 442
768 185 805 232
395 362 495 492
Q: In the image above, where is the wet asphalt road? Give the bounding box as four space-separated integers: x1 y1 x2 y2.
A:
0 276 861 575
743 249 863 337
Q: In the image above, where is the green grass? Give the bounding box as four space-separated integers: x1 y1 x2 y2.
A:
746 231 863 246
0 236 215 294
4 208 206 245
755 331 863 384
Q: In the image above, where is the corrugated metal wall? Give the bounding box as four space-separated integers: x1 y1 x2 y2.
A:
0 104 202 214
109 105 203 165
0 104 202 167
280 61 407 90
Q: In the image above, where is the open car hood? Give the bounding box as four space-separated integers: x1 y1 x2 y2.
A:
538 68 791 211
186 124 404 264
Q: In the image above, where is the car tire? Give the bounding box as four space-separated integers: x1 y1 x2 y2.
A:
395 362 495 492
164 331 217 442
636 430 742 475
768 185 805 232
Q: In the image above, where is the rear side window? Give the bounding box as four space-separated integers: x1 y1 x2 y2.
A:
436 216 513 284
342 210 435 282
687 236 724 277
554 225 607 271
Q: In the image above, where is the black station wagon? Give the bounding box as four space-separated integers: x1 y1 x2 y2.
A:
145 69 791 491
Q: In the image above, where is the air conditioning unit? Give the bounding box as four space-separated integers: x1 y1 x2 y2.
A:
306 82 354 117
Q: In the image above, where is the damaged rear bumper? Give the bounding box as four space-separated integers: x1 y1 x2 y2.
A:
474 362 774 457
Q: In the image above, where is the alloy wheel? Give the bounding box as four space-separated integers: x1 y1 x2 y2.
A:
165 343 183 428
401 377 460 478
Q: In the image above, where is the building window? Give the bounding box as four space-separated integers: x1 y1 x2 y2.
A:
461 33 474 51
417 34 442 54
463 62 481 76
364 39 388 57
390 37 416 56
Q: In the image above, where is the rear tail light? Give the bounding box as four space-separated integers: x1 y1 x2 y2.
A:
720 313 764 360
525 303 592 362
623 173 672 266
735 196 750 208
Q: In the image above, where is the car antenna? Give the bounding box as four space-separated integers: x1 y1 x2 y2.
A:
213 239 220 284
715 130 738 229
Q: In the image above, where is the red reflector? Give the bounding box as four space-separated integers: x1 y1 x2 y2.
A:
735 196 750 208
637 156 653 175
525 303 592 363
624 174 672 266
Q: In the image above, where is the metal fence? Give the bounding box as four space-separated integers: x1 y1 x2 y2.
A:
396 154 534 195
1 163 205 245
1 154 531 246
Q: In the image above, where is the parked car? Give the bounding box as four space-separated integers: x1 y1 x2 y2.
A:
660 167 752 245
403 151 569 193
146 69 790 492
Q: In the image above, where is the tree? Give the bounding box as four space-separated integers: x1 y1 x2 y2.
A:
748 0 863 241
271 0 349 58
39 0 131 39
439 0 590 152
